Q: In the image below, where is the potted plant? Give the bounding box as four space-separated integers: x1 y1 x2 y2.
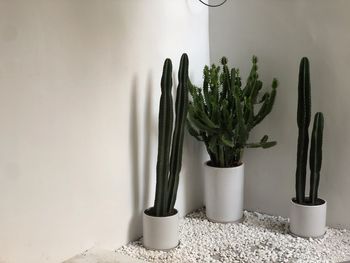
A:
143 54 189 250
187 56 278 223
290 57 326 238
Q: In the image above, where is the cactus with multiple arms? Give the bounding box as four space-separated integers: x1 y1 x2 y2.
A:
187 56 277 167
153 54 189 217
295 57 325 205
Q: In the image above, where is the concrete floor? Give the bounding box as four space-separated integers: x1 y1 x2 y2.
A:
63 248 146 263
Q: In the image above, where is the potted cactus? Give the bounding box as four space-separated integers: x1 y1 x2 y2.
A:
290 57 326 238
143 54 189 250
187 56 278 223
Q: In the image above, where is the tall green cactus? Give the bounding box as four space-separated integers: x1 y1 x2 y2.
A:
153 54 189 217
296 57 311 204
309 112 324 204
167 54 189 212
295 57 325 205
187 56 277 167
154 58 173 216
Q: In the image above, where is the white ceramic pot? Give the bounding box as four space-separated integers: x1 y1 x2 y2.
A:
143 208 179 250
204 162 244 223
289 198 327 238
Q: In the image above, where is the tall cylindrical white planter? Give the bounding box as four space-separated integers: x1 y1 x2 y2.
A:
290 198 327 238
143 208 179 250
204 162 244 223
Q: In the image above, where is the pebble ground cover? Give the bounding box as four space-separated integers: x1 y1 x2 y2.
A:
117 209 350 263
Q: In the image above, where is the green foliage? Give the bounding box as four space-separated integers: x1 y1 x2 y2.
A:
153 54 189 217
295 57 325 205
187 56 277 167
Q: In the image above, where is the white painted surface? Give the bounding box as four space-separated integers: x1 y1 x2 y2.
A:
0 1 208 262
290 199 327 238
209 0 350 228
204 163 244 223
143 210 179 250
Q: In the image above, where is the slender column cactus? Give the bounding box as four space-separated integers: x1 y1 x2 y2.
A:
296 57 311 204
153 54 189 217
309 112 324 204
167 54 189 212
154 58 173 216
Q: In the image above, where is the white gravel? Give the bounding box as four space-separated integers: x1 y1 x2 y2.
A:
117 209 350 263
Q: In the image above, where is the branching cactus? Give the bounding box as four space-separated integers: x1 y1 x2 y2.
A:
295 57 325 205
187 56 278 167
153 54 189 217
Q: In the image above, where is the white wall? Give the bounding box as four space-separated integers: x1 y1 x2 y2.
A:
0 1 208 262
210 0 350 228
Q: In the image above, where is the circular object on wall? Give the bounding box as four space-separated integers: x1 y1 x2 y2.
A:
198 0 228 7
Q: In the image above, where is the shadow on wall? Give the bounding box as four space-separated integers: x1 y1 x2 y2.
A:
181 132 205 215
128 74 154 241
143 75 153 210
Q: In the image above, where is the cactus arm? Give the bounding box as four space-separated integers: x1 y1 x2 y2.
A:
309 112 324 204
243 56 258 97
221 135 235 148
246 135 277 148
295 57 311 204
220 57 230 105
253 79 278 127
244 97 254 131
207 136 220 165
218 145 225 167
168 54 189 212
188 113 217 134
154 58 173 216
205 139 217 164
186 119 203 141
233 69 248 147
246 141 277 148
196 109 220 129
251 81 263 104
203 66 211 114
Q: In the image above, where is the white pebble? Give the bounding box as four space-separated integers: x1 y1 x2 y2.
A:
116 208 350 262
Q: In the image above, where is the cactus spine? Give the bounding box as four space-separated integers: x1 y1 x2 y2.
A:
153 54 189 217
296 57 311 204
309 112 324 204
295 57 325 205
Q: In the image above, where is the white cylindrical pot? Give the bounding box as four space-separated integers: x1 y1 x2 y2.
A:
143 208 179 250
204 162 244 223
290 198 327 238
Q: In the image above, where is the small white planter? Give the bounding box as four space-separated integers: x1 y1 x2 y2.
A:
143 208 179 250
204 162 244 223
290 198 327 238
